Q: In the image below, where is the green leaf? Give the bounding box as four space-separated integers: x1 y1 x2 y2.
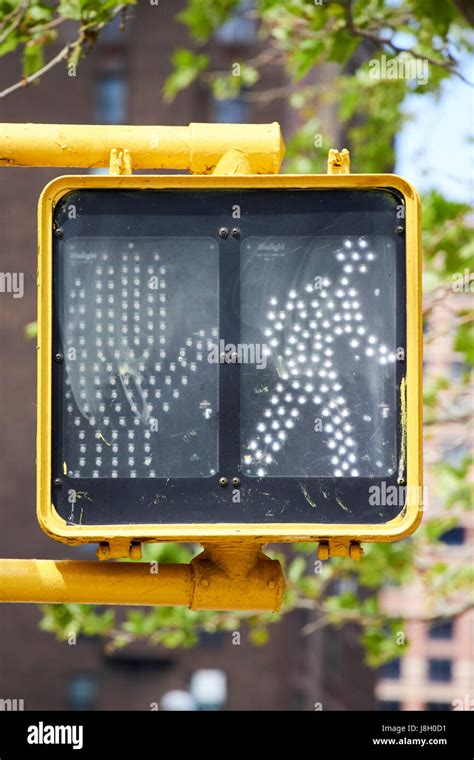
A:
177 0 240 42
328 32 359 64
240 63 260 88
160 630 188 648
23 42 44 77
288 555 306 582
361 619 408 667
68 43 82 68
26 4 54 23
163 49 209 101
0 29 22 57
58 0 82 20
249 627 269 646
25 321 38 340
290 38 325 80
454 321 474 366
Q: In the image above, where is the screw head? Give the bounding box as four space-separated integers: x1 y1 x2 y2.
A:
53 478 62 489
55 353 64 363
232 477 240 488
395 225 404 235
54 226 63 239
218 227 229 239
219 476 228 487
231 228 240 239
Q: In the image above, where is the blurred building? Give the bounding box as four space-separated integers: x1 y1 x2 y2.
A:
376 292 474 711
0 0 374 711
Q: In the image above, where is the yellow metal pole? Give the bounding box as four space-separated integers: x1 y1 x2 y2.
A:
0 122 285 174
0 551 284 612
0 559 192 606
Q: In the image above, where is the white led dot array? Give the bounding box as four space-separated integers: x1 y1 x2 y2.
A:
63 242 218 479
243 238 396 478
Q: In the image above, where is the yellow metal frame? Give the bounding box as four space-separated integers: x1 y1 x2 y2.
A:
37 172 422 549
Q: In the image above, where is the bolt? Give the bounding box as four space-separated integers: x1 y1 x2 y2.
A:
53 478 62 489
231 228 240 239
54 226 63 239
318 542 330 561
397 477 405 486
218 227 229 239
219 476 228 487
395 225 404 235
97 544 110 561
201 579 209 588
232 477 240 488
55 353 64 363
267 580 276 590
230 352 239 364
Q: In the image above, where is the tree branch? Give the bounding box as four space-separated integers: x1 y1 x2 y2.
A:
0 41 75 99
424 312 473 343
453 0 474 27
344 0 472 84
0 4 130 100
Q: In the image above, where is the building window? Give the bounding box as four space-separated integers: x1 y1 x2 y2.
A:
215 0 256 46
377 700 401 711
440 527 465 545
428 620 454 640
213 95 249 124
426 702 452 711
212 0 254 124
96 73 127 124
378 658 401 680
428 659 452 682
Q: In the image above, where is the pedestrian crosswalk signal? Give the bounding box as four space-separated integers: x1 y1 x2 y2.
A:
37 173 422 550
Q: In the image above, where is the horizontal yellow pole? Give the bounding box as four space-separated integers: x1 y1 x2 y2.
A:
0 122 285 174
0 559 192 606
0 554 284 612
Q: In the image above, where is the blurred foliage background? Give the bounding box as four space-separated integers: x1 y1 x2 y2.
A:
1 0 472 667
